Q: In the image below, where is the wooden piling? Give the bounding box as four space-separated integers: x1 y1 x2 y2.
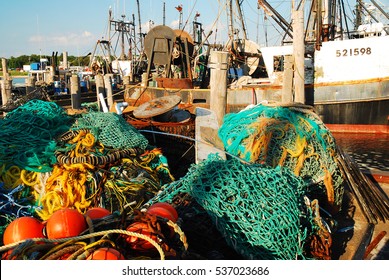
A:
95 74 105 112
209 50 229 126
104 74 114 109
26 76 36 94
282 55 294 104
292 9 305 104
1 58 12 107
70 75 81 109
123 75 131 97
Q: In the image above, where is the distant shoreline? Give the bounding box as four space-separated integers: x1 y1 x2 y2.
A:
0 75 28 79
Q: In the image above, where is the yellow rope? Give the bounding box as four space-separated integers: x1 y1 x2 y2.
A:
20 170 40 187
35 164 93 220
0 165 22 189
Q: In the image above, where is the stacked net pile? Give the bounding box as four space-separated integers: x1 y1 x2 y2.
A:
0 100 73 172
0 101 174 233
152 155 312 260
218 104 344 212
71 112 148 150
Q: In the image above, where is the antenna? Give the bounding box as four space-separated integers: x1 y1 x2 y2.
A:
176 4 183 29
136 0 143 51
163 2 166 26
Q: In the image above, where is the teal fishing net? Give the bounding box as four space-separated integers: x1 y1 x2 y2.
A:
152 154 311 260
0 100 73 172
218 104 344 211
71 112 149 150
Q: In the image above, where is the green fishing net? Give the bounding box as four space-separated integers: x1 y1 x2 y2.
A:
71 112 149 150
152 154 311 260
0 100 73 172
218 104 344 211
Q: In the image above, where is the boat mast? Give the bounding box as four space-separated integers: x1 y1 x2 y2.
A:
228 0 234 39
176 4 183 29
235 0 248 40
137 0 143 51
370 0 389 20
257 0 293 39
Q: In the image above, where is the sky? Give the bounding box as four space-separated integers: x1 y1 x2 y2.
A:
1 0 388 58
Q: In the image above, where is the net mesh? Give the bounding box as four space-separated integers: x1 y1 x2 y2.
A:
71 112 149 150
151 154 311 260
0 100 73 172
218 104 344 211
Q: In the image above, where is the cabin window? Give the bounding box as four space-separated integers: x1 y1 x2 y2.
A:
273 55 284 72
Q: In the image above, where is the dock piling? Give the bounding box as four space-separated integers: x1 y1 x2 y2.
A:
70 75 81 109
209 51 229 126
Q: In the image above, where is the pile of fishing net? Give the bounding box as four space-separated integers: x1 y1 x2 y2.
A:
0 99 72 172
218 104 344 212
152 154 329 260
144 103 343 260
0 100 175 240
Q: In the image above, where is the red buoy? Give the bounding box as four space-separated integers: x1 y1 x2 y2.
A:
3 216 44 245
87 248 125 260
46 208 87 239
85 207 111 220
147 202 178 222
125 222 158 251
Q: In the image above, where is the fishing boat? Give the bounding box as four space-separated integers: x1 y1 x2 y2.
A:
121 0 389 133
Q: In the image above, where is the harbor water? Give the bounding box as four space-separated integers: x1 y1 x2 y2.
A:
333 132 389 173
12 77 27 86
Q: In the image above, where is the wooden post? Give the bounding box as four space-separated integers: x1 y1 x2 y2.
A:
26 76 36 94
282 55 294 104
141 73 148 87
1 58 12 107
70 75 81 109
209 50 229 126
95 74 105 111
63 52 68 69
104 74 114 109
2 58 9 79
123 75 130 97
292 9 305 104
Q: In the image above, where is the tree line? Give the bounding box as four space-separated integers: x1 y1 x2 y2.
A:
3 54 90 70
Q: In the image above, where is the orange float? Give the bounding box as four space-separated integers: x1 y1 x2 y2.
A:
1 249 16 260
3 216 44 245
147 202 178 222
87 248 125 260
85 207 111 220
45 208 87 239
125 222 158 251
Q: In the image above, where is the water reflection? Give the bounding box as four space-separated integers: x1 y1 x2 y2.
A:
332 133 389 173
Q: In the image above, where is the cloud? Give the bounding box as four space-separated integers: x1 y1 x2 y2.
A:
28 31 95 52
170 20 180 29
142 21 155 33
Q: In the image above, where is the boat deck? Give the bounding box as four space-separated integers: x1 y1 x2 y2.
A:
336 180 389 260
